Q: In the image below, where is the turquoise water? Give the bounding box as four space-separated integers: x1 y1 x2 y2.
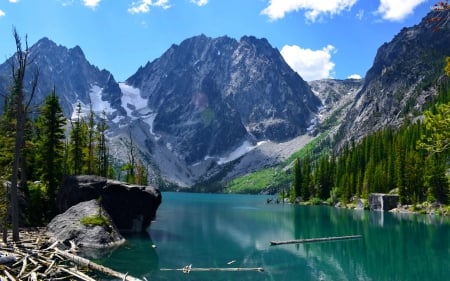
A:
96 192 450 281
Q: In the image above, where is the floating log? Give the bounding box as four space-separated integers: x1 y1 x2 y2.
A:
54 248 143 281
270 235 363 246
160 264 264 274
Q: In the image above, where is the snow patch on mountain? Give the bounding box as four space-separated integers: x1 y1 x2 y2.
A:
70 85 115 120
89 85 115 115
119 83 148 118
203 140 268 165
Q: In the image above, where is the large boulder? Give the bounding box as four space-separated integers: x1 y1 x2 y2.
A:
369 193 399 211
47 199 125 248
57 175 162 233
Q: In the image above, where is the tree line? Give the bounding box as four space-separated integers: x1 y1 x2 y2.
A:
290 73 450 207
0 30 149 241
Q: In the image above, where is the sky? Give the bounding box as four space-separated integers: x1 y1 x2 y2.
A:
0 0 434 82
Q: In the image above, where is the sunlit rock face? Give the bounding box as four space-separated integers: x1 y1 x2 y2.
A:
336 10 450 150
124 35 321 186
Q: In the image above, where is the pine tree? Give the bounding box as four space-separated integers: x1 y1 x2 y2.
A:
69 103 87 175
34 89 66 216
424 154 449 204
301 154 312 201
292 158 302 200
96 111 109 177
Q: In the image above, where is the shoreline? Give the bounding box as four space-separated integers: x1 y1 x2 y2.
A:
0 228 141 281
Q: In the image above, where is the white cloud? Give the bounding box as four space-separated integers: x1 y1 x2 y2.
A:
280 44 336 81
83 0 101 9
0 9 5 17
348 74 362 79
376 0 427 21
261 0 358 22
9 0 19 3
191 0 208 6
128 0 171 14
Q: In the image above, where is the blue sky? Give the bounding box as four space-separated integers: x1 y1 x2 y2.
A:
0 0 433 82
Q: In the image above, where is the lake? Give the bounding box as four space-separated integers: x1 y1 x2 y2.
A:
96 192 450 281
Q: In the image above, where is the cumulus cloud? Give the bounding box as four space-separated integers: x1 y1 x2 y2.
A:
376 0 427 21
83 0 101 9
280 44 336 81
348 74 362 79
0 9 5 17
261 0 358 22
191 0 208 6
128 0 171 14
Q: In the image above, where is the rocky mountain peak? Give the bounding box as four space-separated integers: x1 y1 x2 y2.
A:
124 34 321 185
337 9 450 149
0 37 123 119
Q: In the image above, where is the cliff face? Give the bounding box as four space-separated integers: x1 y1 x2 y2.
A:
126 35 320 163
123 35 321 186
337 10 450 149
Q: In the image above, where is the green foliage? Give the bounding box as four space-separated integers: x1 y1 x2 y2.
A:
34 89 66 216
80 215 109 226
417 102 450 153
26 181 48 226
226 168 280 194
69 102 88 175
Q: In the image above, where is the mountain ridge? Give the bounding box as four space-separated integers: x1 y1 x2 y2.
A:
0 34 322 188
1 7 447 191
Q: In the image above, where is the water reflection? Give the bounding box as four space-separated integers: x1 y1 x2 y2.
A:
97 193 450 281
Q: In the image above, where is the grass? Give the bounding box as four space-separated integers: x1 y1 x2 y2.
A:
80 215 109 226
226 168 282 194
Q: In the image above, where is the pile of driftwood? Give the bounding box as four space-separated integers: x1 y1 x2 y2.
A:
0 228 142 281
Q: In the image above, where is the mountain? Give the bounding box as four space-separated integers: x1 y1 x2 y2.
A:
336 10 450 149
0 35 321 188
0 37 125 120
122 35 321 186
309 78 363 133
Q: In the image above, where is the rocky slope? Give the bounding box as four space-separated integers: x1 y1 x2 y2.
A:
336 10 450 149
122 35 321 186
0 38 125 120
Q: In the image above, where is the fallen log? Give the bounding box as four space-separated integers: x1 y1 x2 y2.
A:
160 264 264 274
54 248 143 281
270 235 363 246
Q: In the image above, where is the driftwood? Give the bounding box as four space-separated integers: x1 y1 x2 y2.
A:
160 264 264 274
0 228 143 281
55 248 142 281
270 235 363 246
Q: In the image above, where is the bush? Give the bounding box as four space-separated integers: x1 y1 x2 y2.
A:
310 197 323 205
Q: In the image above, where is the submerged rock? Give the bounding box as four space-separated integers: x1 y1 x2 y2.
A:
47 199 125 248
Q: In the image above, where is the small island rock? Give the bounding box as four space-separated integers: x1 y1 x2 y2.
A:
46 199 125 248
57 175 162 233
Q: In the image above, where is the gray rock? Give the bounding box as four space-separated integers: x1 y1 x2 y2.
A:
337 10 449 151
47 199 125 248
369 193 399 211
57 175 162 233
